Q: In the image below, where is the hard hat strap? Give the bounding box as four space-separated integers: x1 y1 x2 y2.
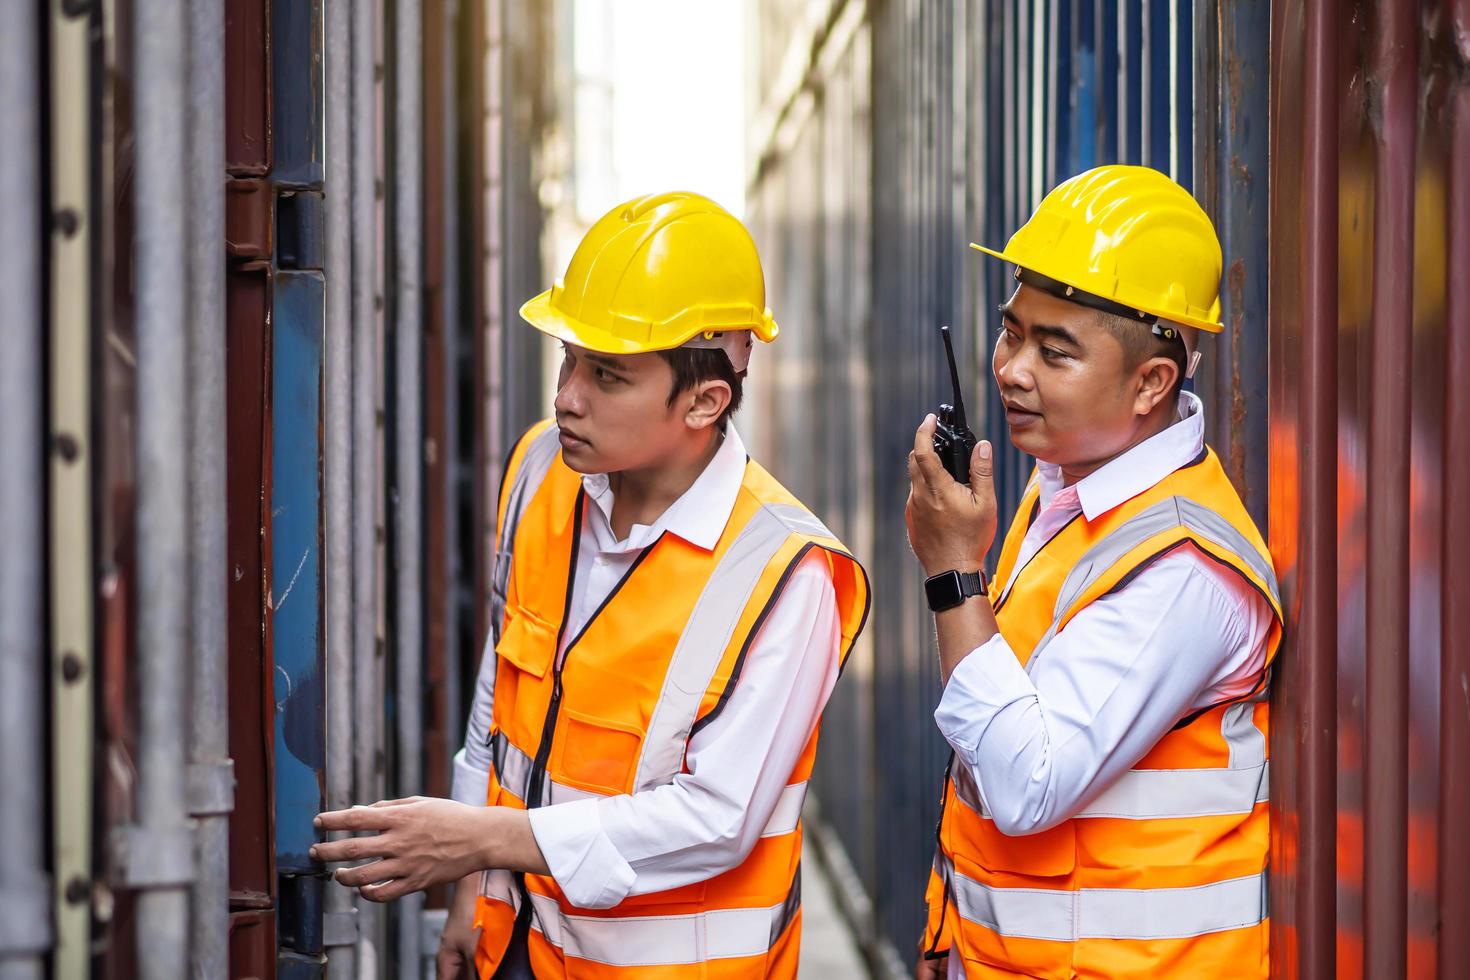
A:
1015 266 1160 327
681 329 753 373
1015 266 1201 380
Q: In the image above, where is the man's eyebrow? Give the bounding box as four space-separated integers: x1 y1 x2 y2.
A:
1032 324 1082 348
996 306 1082 348
583 352 630 372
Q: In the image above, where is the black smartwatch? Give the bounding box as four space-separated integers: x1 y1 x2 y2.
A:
924 568 989 612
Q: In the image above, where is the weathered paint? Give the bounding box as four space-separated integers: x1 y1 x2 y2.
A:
270 0 323 188
1269 1 1467 977
48 0 97 973
226 260 277 915
224 6 280 977
270 269 327 964
1193 0 1270 525
225 0 273 174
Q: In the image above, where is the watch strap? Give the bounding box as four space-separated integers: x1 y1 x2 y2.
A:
924 567 989 612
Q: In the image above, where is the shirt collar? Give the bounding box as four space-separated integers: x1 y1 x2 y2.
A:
580 424 748 552
1036 391 1206 521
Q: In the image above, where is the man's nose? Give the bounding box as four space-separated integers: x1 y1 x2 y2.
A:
994 351 1034 392
553 374 584 417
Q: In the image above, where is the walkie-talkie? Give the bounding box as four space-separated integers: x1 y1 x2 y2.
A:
932 324 979 483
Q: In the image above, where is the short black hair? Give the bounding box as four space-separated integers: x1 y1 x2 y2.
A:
655 347 744 430
1093 310 1186 405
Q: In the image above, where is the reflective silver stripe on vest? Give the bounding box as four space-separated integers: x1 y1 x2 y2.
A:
1028 495 1280 667
761 780 807 837
526 868 801 966
492 732 600 806
950 714 1270 821
941 856 1266 942
492 424 563 643
496 731 809 836
1053 496 1280 625
765 503 837 541
631 503 813 793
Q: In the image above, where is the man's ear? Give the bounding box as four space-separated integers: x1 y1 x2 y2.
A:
1134 356 1180 415
683 379 732 431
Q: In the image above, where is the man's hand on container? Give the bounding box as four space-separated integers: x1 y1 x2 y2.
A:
310 796 549 903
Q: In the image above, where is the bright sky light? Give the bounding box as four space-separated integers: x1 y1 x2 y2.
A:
573 0 746 223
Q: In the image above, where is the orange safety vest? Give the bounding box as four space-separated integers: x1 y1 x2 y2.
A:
474 420 870 978
922 448 1283 979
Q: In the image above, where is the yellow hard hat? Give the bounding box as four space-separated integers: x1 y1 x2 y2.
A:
971 165 1224 333
521 191 779 362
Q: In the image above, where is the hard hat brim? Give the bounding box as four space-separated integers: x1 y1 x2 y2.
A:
968 242 1224 334
520 289 781 354
521 289 655 356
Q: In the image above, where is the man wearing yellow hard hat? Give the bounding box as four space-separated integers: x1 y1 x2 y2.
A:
904 165 1283 979
312 191 870 978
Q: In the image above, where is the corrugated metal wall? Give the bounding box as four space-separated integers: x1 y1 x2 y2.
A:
1268 0 1470 977
15 0 559 976
747 0 1265 971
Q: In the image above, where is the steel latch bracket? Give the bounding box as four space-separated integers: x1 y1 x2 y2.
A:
111 824 197 888
323 905 360 947
188 758 237 816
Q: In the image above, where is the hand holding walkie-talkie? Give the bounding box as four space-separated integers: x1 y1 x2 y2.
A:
932 324 979 483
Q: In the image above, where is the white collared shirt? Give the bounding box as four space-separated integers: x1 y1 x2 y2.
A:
939 393 1273 979
935 392 1274 837
451 425 841 909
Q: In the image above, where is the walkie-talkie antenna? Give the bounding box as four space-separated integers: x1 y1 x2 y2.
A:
941 324 968 429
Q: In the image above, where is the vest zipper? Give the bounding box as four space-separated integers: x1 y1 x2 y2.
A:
523 511 664 810
524 491 586 810
509 497 660 943
511 491 586 936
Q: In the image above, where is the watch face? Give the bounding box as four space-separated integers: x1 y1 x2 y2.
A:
926 571 964 610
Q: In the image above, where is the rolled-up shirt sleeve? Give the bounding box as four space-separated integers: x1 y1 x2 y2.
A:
526 551 841 909
935 546 1272 836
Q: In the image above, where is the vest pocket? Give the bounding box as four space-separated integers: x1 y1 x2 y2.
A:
964 819 1076 878
495 608 556 679
551 707 644 796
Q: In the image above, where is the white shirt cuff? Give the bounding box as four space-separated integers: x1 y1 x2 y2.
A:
526 797 637 910
451 748 490 806
934 633 1037 766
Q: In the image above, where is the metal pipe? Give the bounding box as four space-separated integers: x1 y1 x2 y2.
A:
1294 0 1340 975
351 0 387 970
185 2 232 977
1440 6 1470 974
134 0 194 976
1363 0 1416 973
442 0 467 772
394 0 426 967
479 0 505 645
324 0 358 971
0 1 48 975
46 0 97 973
1199 0 1270 527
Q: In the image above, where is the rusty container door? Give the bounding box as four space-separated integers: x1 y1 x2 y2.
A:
1268 0 1470 977
269 0 329 971
225 0 279 975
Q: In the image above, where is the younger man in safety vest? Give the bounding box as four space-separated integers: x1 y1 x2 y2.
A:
313 191 869 979
906 166 1282 979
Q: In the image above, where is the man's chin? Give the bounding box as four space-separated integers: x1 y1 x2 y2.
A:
559 448 599 474
1006 426 1048 458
